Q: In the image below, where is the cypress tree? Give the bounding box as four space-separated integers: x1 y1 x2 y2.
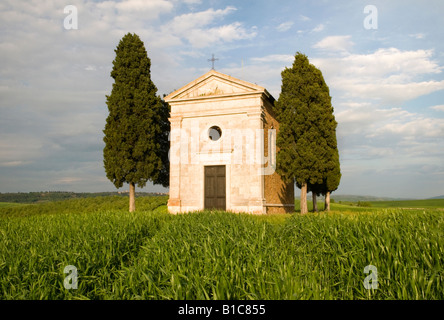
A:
275 52 340 214
103 33 169 212
307 63 341 212
323 146 341 211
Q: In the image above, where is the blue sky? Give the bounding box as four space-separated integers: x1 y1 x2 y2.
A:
0 0 443 198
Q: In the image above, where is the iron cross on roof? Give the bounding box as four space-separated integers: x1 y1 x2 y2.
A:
208 54 218 70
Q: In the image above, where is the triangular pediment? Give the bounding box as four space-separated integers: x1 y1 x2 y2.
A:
165 70 268 101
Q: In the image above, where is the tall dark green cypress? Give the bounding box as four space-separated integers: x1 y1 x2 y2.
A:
307 62 341 212
103 33 169 212
275 52 340 214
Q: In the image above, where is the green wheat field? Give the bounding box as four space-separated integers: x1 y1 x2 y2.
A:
0 196 442 300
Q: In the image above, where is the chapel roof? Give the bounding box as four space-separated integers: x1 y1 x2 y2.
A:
164 69 274 103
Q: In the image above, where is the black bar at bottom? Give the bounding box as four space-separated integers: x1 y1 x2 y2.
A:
0 299 438 319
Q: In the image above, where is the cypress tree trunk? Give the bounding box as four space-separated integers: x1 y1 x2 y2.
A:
325 191 330 211
312 192 318 212
129 182 136 212
300 183 308 214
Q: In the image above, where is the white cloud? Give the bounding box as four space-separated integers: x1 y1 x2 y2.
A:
335 105 444 167
312 24 324 32
276 21 293 32
168 6 237 33
430 105 444 111
0 161 31 167
312 47 444 103
375 117 444 138
161 6 256 48
116 0 171 11
344 48 441 76
336 107 412 135
313 35 354 53
409 33 426 39
366 147 395 157
99 0 173 17
250 54 294 63
186 22 257 48
55 177 84 184
337 79 444 103
299 15 311 21
181 0 202 4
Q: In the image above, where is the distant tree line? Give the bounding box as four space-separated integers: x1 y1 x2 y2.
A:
0 192 166 204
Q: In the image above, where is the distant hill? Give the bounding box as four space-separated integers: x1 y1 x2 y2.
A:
329 194 407 202
429 195 444 199
296 194 415 202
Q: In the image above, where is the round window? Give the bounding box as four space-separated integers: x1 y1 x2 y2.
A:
208 126 222 141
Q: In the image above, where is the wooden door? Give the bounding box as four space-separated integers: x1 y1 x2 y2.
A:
204 165 226 210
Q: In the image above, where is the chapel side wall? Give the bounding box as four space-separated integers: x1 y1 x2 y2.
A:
263 100 295 213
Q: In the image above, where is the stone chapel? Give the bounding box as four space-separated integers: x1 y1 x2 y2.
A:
165 70 294 214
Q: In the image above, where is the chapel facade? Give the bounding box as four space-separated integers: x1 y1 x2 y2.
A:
165 70 294 214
